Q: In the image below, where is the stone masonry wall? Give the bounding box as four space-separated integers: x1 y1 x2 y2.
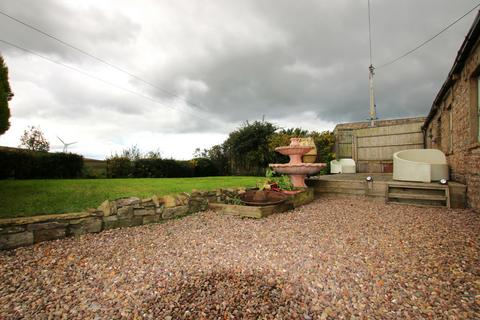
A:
425 41 480 211
0 188 247 250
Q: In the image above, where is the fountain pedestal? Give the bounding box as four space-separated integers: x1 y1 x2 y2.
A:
269 138 326 188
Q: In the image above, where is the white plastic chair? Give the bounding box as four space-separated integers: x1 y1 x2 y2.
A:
330 159 356 174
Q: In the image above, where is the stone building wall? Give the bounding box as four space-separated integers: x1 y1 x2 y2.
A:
425 38 480 211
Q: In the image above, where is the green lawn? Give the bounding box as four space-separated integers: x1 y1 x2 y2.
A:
0 177 260 218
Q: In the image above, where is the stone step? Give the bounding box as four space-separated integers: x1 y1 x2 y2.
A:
386 183 450 208
388 192 447 201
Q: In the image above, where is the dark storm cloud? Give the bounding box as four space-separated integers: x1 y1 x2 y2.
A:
0 0 478 154
153 0 476 124
0 0 140 62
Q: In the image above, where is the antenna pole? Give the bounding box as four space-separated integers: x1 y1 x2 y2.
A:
367 0 376 127
369 64 376 127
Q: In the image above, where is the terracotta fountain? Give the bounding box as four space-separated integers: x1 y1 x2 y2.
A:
270 138 326 188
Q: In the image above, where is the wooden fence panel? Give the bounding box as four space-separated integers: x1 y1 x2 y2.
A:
335 131 353 158
354 123 424 162
334 121 425 172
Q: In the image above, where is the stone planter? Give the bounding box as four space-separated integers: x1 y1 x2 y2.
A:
210 188 315 218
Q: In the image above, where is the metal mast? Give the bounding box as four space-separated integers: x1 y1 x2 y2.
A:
368 0 377 127
369 64 376 127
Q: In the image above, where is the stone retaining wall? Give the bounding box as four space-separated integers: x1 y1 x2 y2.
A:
0 188 247 250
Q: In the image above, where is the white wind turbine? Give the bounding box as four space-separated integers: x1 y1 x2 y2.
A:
57 136 77 153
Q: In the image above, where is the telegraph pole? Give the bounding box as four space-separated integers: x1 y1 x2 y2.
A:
367 0 377 127
369 64 377 127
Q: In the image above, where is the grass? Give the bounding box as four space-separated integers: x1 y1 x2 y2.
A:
0 176 261 218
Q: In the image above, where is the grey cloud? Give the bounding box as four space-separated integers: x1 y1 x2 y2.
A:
143 0 478 125
0 0 141 63
0 0 478 154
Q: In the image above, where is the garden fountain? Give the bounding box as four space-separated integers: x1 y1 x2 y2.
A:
270 138 326 188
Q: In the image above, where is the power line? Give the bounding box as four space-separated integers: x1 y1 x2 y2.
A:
0 9 206 111
377 3 480 69
0 39 213 123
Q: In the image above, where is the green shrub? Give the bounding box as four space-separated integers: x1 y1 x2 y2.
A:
106 156 133 178
192 158 218 177
106 158 197 178
0 150 83 179
82 159 107 178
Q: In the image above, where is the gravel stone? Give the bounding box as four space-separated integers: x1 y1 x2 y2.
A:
1 197 479 319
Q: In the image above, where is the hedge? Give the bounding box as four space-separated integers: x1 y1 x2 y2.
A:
106 157 218 178
0 149 84 179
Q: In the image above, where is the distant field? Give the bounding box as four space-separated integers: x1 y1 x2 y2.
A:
0 177 260 218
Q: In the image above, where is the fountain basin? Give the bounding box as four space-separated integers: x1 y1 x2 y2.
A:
239 190 288 206
270 137 326 188
270 163 326 188
275 146 313 157
270 163 326 175
274 146 313 164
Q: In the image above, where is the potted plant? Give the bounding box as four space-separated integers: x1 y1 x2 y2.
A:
259 168 304 194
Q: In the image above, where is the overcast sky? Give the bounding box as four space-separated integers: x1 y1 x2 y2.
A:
0 0 478 159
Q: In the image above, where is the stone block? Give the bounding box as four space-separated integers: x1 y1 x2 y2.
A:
115 197 140 207
0 225 26 235
68 218 102 236
133 208 156 216
191 190 202 197
209 202 293 219
188 198 208 213
103 215 118 223
0 231 34 250
117 206 133 219
143 214 161 225
162 205 189 219
33 228 66 243
142 195 161 207
86 209 104 217
207 196 217 203
140 200 154 208
177 193 190 205
98 200 117 216
130 215 144 227
27 221 69 231
103 216 142 230
163 195 177 208
156 205 165 215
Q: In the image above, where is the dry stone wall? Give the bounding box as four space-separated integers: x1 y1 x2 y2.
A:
0 188 247 250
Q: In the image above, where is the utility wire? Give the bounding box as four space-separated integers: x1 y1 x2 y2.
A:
0 39 213 123
0 9 206 111
377 3 480 69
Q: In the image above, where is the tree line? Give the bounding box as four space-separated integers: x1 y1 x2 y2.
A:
1 54 335 178
195 120 335 176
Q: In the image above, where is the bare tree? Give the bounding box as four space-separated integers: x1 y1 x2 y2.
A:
19 126 50 152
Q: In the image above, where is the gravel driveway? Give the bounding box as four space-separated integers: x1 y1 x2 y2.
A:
1 197 479 319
